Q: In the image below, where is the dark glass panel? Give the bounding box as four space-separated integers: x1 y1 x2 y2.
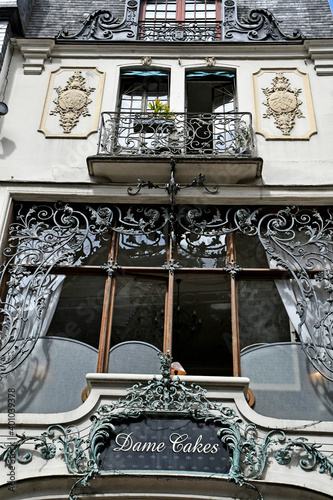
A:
47 275 106 349
238 279 291 352
172 274 232 376
234 233 268 268
111 277 166 349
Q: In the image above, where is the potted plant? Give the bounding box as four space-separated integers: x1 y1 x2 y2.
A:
234 124 253 154
133 99 175 133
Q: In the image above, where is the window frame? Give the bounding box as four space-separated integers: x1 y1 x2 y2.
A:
140 0 222 23
2 202 317 380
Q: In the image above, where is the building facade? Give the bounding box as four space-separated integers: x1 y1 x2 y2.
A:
0 0 333 499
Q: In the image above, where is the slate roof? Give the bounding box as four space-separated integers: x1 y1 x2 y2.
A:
24 0 333 39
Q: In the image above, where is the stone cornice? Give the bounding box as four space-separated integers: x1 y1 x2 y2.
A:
304 39 333 75
11 38 333 75
14 38 54 74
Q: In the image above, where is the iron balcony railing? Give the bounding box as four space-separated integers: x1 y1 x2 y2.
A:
137 21 222 42
98 112 255 157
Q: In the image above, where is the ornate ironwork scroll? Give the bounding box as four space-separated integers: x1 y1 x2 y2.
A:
0 203 113 376
98 111 255 157
138 20 222 42
56 0 302 43
262 73 304 136
1 353 333 500
223 0 302 42
50 71 95 134
1 204 333 381
57 0 140 42
127 158 218 206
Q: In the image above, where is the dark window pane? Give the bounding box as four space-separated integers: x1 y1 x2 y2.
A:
117 231 167 267
172 274 232 376
238 279 291 351
47 275 106 349
111 277 166 349
235 233 269 268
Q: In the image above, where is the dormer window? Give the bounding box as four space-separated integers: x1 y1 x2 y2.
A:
141 0 220 22
139 0 222 41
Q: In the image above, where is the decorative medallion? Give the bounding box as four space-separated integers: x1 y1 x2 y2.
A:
50 71 95 134
262 73 303 135
39 67 105 138
252 68 317 140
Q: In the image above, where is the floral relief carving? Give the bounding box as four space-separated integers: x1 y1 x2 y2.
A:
262 72 304 136
50 70 95 133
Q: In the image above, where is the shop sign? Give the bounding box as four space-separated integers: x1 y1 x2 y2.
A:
99 416 231 474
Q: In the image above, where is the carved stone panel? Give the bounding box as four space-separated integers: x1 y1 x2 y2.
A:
39 67 105 138
252 68 317 140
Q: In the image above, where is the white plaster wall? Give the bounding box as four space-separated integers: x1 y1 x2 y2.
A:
0 43 332 186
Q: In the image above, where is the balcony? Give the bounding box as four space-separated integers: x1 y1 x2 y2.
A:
87 112 263 185
138 21 222 42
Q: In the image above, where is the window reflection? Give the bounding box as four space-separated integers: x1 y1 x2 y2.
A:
117 231 167 267
177 232 227 268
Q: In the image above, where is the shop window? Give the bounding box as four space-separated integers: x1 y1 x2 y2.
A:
1 202 319 381
2 203 333 417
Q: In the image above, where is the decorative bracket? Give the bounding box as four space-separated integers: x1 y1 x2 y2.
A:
16 39 54 75
223 0 303 42
56 0 140 42
127 158 218 206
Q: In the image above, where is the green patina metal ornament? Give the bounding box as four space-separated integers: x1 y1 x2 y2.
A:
1 352 333 500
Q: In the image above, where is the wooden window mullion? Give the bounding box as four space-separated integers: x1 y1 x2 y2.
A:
96 231 119 373
227 232 241 377
163 234 174 354
176 0 185 21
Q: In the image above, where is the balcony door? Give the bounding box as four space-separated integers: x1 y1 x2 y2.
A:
114 70 170 154
119 70 169 114
139 0 222 41
185 69 237 153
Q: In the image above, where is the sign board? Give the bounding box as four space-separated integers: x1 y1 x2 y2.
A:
99 416 231 474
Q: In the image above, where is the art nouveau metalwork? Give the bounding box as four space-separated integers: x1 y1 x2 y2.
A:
57 1 140 41
127 158 218 205
223 0 303 42
56 0 302 43
50 70 95 133
98 111 255 157
262 73 304 136
1 204 333 380
138 20 222 41
1 353 332 500
0 203 113 376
